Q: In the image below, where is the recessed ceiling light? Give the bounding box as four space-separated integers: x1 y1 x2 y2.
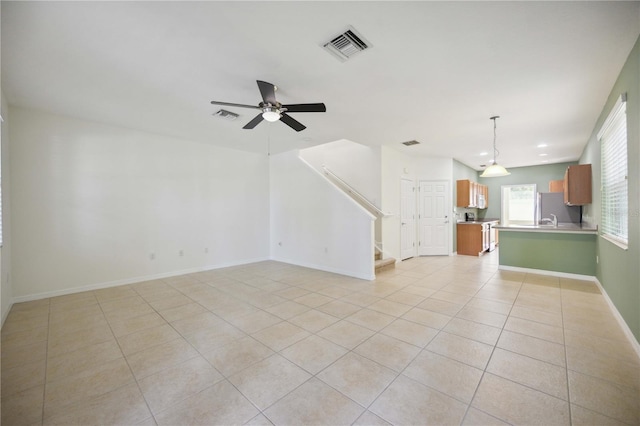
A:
537 143 548 148
539 153 548 156
479 152 488 156
541 160 549 163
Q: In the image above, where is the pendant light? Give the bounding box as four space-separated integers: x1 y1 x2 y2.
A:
480 116 510 177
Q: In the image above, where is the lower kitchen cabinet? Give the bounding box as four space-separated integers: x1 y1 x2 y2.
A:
457 223 488 256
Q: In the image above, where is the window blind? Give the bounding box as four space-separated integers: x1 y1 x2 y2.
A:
598 94 628 247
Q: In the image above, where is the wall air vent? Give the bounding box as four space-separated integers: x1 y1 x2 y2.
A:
323 26 371 62
213 109 239 121
402 140 421 146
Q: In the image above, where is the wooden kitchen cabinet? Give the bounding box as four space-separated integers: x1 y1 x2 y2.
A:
457 223 485 256
549 180 564 192
457 180 475 207
564 164 592 205
456 180 488 209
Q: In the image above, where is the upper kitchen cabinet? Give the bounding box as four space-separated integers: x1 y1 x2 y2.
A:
456 179 488 209
549 180 564 192
564 164 592 205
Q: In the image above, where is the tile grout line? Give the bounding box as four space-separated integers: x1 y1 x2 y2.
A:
458 269 525 425
40 298 52 426
95 290 159 425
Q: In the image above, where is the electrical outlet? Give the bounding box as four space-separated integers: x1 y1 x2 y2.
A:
150 253 155 260
324 247 328 254
204 247 209 254
596 255 599 264
179 250 184 257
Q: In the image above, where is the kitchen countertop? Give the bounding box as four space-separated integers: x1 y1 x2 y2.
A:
494 222 597 234
457 218 500 225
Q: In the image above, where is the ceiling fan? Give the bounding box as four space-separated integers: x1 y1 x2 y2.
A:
211 80 326 132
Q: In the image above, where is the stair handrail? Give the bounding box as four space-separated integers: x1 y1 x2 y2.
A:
322 165 393 218
374 241 393 260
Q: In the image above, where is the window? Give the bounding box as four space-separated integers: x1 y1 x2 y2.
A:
501 184 537 225
598 94 628 248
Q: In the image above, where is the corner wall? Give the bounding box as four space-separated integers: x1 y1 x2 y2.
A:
269 151 375 280
381 147 454 260
0 91 11 324
9 107 271 300
452 160 480 252
580 35 640 341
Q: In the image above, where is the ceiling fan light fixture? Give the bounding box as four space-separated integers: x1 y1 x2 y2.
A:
480 115 510 177
262 108 281 122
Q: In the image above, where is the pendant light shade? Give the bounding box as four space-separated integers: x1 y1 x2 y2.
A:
480 116 510 177
481 163 510 177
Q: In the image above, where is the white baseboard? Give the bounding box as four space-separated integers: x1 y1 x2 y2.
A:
498 265 597 281
270 256 375 281
10 256 270 304
593 277 640 360
499 265 640 360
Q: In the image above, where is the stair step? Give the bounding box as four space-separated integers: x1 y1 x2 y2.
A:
375 251 382 261
375 257 396 273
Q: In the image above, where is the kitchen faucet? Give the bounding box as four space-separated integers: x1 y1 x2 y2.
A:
541 213 558 227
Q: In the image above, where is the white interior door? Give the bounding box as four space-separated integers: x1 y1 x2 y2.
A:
419 180 450 256
400 178 416 260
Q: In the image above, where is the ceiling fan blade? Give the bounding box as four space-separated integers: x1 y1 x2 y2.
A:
282 103 326 113
256 80 277 105
243 114 264 129
210 100 260 110
280 113 306 132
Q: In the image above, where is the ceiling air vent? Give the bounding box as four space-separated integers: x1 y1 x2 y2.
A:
323 27 371 62
402 140 421 146
213 109 239 121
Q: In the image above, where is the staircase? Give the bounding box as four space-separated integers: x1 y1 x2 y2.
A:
375 249 395 273
320 165 395 276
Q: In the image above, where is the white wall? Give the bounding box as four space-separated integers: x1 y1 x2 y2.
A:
381 146 454 260
270 151 375 280
9 107 270 300
299 139 382 208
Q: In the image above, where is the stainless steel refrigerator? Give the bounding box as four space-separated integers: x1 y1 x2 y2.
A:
537 192 581 224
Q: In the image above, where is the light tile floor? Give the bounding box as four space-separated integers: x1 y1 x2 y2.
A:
2 252 640 425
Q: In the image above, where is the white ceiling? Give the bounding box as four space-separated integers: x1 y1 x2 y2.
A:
2 1 639 170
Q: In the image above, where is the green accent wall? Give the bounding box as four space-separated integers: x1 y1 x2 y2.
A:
499 231 597 276
579 35 640 342
477 162 577 220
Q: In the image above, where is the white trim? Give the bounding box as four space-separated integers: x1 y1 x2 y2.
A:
10 256 270 304
498 265 596 281
499 265 640 360
600 234 629 251
271 256 375 281
594 277 640 360
596 93 626 141
299 157 377 221
1 301 12 326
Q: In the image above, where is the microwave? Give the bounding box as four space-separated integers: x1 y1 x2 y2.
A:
477 194 486 209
